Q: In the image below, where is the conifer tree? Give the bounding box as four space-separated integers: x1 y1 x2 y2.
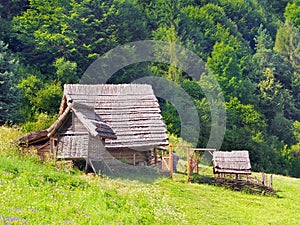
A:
0 40 21 123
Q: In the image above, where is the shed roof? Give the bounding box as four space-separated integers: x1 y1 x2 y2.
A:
18 129 48 146
213 151 251 174
61 84 168 149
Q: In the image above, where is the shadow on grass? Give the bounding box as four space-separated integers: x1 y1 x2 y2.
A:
191 174 277 196
94 161 169 184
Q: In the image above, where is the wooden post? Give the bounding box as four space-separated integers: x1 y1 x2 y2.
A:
154 147 158 164
195 157 199 174
50 137 53 158
85 158 88 174
51 137 57 165
235 174 239 180
169 145 173 178
133 154 136 166
187 146 191 182
262 172 265 186
270 174 273 188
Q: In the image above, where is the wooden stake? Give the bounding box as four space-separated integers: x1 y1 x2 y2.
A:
187 146 191 182
235 174 239 180
169 145 173 178
85 158 88 174
262 172 265 186
50 137 53 158
133 154 136 166
154 147 158 164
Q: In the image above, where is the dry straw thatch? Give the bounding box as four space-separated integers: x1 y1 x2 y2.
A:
63 84 168 149
213 151 251 175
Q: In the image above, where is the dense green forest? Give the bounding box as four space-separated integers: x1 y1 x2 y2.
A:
1 0 300 177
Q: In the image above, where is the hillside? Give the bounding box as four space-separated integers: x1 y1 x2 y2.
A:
1 126 300 224
1 0 300 177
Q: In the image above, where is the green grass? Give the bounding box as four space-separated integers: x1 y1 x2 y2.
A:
1 126 300 224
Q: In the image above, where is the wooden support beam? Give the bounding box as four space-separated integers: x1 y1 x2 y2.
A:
85 158 88 174
50 137 53 158
154 147 158 164
169 145 173 178
187 146 191 182
235 174 239 180
262 172 266 186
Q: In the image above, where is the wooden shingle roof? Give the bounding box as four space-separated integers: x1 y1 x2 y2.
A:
213 151 251 174
61 84 168 149
72 103 116 140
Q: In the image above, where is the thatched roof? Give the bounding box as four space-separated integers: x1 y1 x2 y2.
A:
213 151 251 174
61 84 168 149
18 84 168 150
18 129 48 146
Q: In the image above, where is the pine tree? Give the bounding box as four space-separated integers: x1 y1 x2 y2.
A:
0 40 21 123
274 20 300 70
284 1 300 29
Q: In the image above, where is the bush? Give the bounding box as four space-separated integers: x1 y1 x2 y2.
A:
22 113 56 132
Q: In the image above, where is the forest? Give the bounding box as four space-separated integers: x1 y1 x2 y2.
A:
1 0 300 177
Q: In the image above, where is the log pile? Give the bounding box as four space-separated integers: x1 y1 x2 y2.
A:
191 175 275 195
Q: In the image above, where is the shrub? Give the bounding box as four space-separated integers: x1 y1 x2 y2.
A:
22 113 56 132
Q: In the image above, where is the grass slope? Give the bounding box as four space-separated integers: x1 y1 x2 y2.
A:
0 126 300 224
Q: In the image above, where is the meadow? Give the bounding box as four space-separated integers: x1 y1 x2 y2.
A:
0 126 300 224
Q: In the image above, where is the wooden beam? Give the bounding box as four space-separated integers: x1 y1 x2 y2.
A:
154 147 158 164
169 145 173 178
48 103 73 138
192 148 217 156
187 146 191 182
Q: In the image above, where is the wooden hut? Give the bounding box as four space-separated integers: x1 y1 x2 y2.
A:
18 84 169 171
212 151 251 178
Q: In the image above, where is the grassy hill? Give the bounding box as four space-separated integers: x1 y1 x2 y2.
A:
1 126 300 224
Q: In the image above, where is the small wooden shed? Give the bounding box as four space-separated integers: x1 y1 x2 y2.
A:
18 84 168 171
212 151 251 178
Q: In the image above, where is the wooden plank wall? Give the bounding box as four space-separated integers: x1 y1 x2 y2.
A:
56 135 89 159
107 148 150 165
